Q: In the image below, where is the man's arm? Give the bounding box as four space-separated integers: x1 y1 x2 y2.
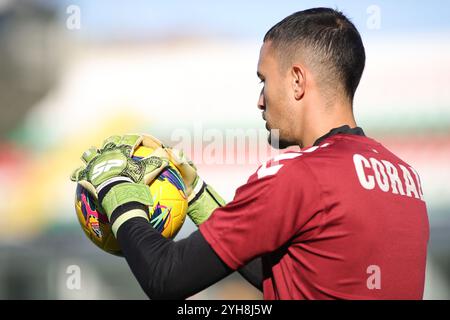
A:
116 208 232 299
238 258 263 292
116 205 263 299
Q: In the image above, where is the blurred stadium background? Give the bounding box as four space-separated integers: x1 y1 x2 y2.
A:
0 0 449 299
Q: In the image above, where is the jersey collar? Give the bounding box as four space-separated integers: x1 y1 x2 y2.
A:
313 125 365 146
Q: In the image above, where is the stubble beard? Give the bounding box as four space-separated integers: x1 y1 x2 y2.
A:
267 128 297 149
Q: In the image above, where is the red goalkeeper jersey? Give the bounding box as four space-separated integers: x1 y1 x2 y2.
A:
199 132 429 299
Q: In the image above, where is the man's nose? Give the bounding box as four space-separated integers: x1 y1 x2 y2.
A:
257 89 265 110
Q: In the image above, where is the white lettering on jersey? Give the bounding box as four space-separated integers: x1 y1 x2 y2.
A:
257 143 331 179
409 166 425 200
399 164 420 199
353 154 375 190
353 154 423 200
381 160 405 195
257 153 301 179
369 157 390 192
303 146 319 153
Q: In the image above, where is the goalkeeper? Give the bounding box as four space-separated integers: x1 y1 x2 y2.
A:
71 8 429 300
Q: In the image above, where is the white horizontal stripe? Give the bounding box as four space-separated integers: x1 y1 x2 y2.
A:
96 176 133 194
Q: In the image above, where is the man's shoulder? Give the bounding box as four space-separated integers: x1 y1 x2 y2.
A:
248 144 330 183
246 134 395 185
300 133 386 162
319 133 412 166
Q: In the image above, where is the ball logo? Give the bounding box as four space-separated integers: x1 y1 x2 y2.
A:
159 167 187 198
91 159 124 180
80 191 103 238
150 203 172 232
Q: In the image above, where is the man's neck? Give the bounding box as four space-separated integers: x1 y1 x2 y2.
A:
301 115 357 148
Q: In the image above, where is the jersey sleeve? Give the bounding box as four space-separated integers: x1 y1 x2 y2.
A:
199 154 321 270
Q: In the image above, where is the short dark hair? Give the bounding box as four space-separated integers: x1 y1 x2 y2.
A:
264 7 365 101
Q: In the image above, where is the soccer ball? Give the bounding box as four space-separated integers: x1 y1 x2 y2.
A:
74 145 188 256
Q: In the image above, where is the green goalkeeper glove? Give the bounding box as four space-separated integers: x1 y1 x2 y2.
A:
166 147 226 225
70 134 168 236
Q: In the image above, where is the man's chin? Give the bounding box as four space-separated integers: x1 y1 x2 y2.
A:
267 130 296 149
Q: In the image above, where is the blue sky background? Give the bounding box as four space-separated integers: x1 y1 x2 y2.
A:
52 0 450 40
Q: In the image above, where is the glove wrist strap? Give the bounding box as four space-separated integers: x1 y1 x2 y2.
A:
188 183 226 226
188 178 206 204
101 182 153 219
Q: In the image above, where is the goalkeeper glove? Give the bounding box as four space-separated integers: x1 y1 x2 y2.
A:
166 147 226 225
70 134 168 236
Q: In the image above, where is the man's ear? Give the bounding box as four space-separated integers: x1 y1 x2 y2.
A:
291 65 306 100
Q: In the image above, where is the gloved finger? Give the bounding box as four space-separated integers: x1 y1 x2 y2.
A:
116 134 142 157
166 147 198 170
140 134 165 150
101 135 121 149
187 158 197 170
119 134 165 157
81 147 99 164
70 166 85 182
165 147 185 165
148 146 170 160
119 134 141 148
142 156 169 185
77 180 99 201
176 149 196 170
165 147 197 187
